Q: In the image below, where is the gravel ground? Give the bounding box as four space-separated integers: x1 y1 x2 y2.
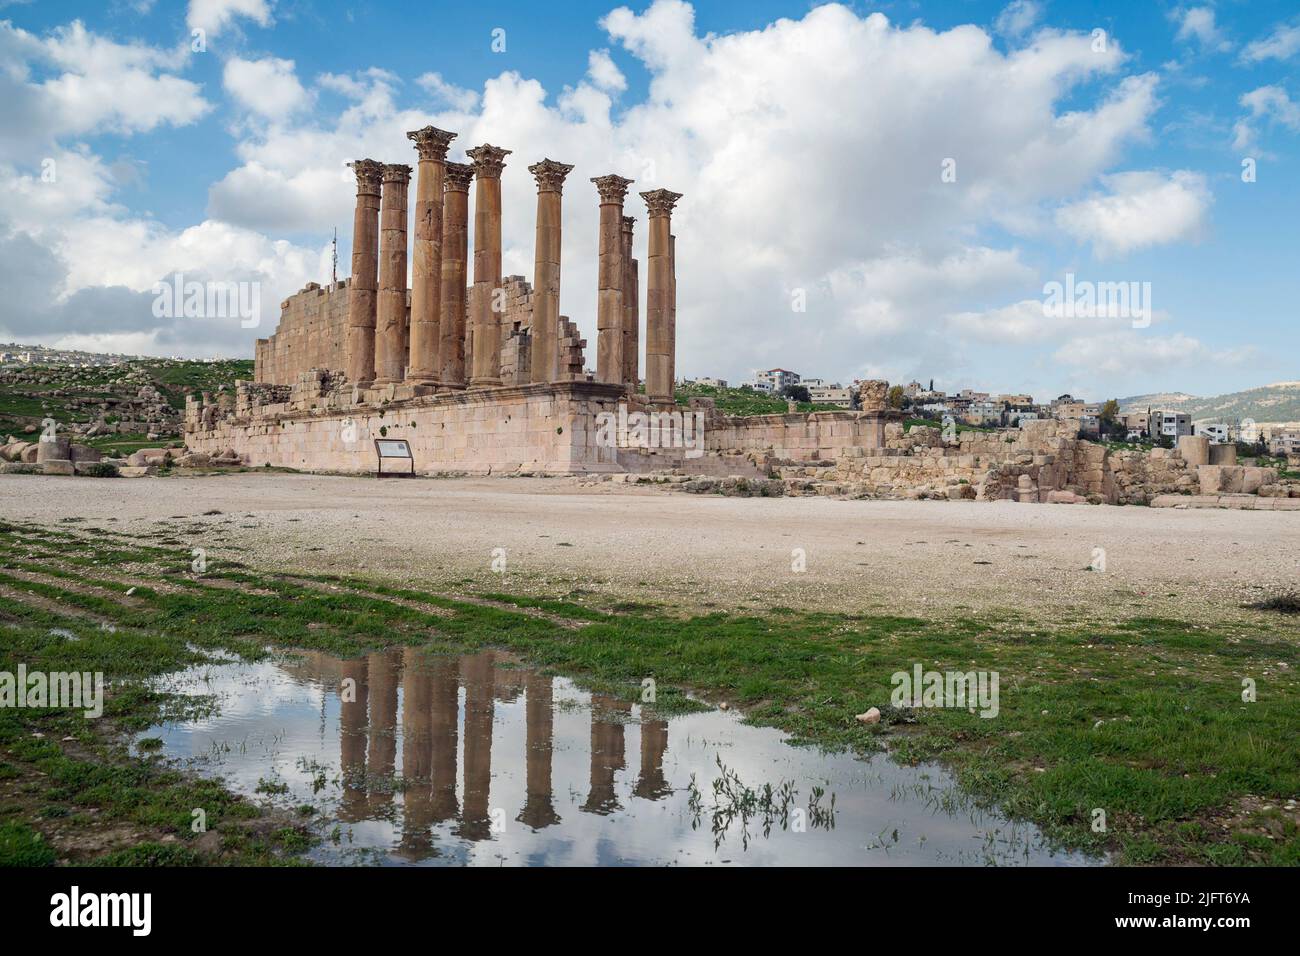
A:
2 472 1298 627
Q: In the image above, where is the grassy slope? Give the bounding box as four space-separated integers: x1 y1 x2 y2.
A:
675 382 847 415
0 519 1296 866
0 359 252 440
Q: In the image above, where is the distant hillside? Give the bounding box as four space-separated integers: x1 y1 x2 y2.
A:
0 358 252 455
1120 382 1300 425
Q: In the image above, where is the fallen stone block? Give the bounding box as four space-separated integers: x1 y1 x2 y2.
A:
1046 490 1086 504
40 459 75 476
127 448 170 467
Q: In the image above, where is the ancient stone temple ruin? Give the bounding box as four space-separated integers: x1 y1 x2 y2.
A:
186 126 896 475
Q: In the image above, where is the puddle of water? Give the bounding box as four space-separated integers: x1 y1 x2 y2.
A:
140 648 1100 866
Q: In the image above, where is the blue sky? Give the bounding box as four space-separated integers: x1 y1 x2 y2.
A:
1 0 1297 402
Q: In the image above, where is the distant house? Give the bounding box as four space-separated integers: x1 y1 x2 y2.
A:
1196 423 1230 444
1268 430 1300 456
1149 411 1192 440
755 368 800 392
808 384 851 404
695 377 728 388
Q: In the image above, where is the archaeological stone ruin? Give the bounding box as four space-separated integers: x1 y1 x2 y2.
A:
180 126 1300 508
184 126 898 477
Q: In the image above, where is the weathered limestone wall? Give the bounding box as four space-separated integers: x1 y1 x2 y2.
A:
255 281 352 386
187 382 633 476
708 410 890 460
255 279 543 388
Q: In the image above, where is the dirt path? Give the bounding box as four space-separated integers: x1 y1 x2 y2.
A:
2 472 1297 625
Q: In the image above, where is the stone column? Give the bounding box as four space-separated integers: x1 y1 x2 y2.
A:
467 144 511 388
528 159 574 384
346 159 383 388
669 232 677 393
429 657 460 822
621 216 638 391
456 650 495 841
338 656 369 823
640 189 682 404
516 672 561 829
366 648 400 812
405 127 456 387
438 162 474 388
633 717 671 801
398 646 433 858
582 695 629 815
592 175 633 385
374 163 412 386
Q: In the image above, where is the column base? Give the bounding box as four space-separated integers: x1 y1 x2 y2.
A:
468 377 502 389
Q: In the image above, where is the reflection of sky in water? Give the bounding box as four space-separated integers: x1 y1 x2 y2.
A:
141 650 1100 867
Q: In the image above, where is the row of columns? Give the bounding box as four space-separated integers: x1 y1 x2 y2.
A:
346 130 681 400
335 650 671 851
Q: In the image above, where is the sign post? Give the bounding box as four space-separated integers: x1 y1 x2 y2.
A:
374 438 415 477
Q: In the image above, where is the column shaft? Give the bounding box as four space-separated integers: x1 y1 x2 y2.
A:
345 160 383 387
640 189 682 404
467 144 511 387
592 175 633 385
529 159 574 384
438 163 473 388
406 127 456 386
374 164 412 385
621 216 638 391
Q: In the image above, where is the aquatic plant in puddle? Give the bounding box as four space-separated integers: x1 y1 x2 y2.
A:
686 755 838 850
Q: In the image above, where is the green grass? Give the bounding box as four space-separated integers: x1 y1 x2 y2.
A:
0 357 252 439
0 520 1296 865
675 383 846 416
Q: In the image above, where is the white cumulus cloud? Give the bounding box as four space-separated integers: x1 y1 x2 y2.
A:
1055 170 1211 258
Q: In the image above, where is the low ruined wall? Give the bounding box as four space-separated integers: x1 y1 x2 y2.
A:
186 386 898 478
709 411 890 460
187 382 633 475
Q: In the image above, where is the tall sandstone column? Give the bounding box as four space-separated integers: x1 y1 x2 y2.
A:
621 216 638 391
528 159 574 384
374 163 412 385
439 162 474 388
592 175 633 385
346 159 383 387
640 189 682 404
405 127 456 386
467 144 511 388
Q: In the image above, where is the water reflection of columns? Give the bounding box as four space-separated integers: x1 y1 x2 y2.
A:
398 648 434 858
456 651 495 840
517 672 560 830
338 657 369 822
366 648 401 812
582 695 629 814
429 657 460 824
633 716 671 801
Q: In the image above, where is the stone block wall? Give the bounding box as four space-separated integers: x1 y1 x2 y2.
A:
255 281 352 386
708 411 890 460
186 381 634 476
256 276 544 387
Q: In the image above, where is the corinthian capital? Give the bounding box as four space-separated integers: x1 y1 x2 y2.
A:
407 126 457 161
591 174 634 204
466 144 512 178
621 215 636 236
382 163 413 185
443 161 475 192
639 188 683 217
348 158 384 194
529 158 575 194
